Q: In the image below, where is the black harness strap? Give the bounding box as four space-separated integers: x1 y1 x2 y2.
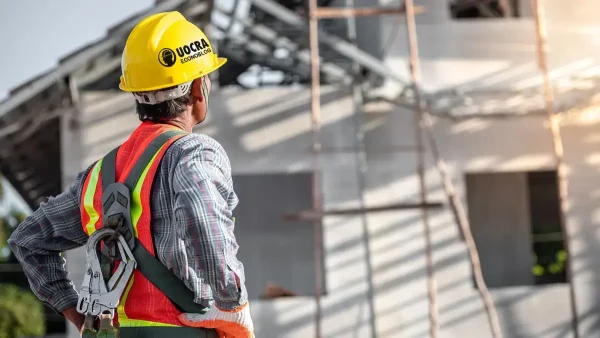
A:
132 237 208 314
99 129 208 314
99 147 120 282
101 146 119 193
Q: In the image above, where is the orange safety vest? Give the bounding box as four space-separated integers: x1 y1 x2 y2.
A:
80 121 188 327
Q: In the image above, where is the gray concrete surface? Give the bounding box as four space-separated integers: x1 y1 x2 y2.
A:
63 83 600 338
466 172 535 289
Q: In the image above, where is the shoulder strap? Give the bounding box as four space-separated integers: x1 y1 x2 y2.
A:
101 130 186 192
122 130 185 191
100 129 207 314
101 147 119 193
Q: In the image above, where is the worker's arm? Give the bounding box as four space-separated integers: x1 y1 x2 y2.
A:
171 134 248 311
7 168 90 315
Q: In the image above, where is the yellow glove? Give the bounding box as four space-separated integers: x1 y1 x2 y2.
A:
178 302 254 338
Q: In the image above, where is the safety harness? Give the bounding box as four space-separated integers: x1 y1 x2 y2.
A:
76 129 208 337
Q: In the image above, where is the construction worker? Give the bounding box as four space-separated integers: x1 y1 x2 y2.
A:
8 11 254 338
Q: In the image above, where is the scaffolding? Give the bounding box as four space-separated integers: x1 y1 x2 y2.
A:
284 0 582 337
532 1 579 337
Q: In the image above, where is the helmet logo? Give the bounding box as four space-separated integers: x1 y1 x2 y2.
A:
176 39 212 65
176 39 210 57
158 48 177 67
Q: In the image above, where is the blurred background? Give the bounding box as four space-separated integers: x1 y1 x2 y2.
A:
1 0 600 337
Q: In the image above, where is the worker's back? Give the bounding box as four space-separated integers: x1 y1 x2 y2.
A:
78 121 239 335
130 122 240 316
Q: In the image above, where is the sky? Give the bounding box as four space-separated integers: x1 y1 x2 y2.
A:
0 0 154 99
0 0 153 209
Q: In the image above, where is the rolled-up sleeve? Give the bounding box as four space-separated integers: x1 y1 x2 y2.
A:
171 135 248 311
7 168 90 313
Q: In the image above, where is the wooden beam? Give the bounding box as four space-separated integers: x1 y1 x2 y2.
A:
532 1 579 336
313 6 424 19
283 201 444 221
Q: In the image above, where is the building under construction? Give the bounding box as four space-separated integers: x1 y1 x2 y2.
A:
1 0 600 337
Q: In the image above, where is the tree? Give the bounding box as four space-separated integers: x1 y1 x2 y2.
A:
0 177 46 337
0 284 45 338
0 211 26 263
0 284 46 338
0 177 26 264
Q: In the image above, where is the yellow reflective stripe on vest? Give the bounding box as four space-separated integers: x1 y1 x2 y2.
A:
117 143 178 328
83 159 103 236
130 149 163 238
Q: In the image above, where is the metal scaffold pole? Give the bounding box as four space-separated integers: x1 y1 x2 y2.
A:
343 0 378 336
403 1 439 337
531 1 580 337
403 1 503 337
307 0 323 336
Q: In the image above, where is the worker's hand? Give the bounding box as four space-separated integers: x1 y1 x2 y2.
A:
178 302 254 338
62 306 85 335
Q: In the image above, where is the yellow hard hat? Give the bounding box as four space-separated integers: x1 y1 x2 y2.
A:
119 11 227 93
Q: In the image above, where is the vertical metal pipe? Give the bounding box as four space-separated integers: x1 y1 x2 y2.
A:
343 0 378 336
404 1 503 337
403 2 438 337
532 1 579 337
307 0 323 337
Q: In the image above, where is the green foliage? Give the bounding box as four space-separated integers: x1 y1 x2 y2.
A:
0 211 24 263
0 174 26 262
0 284 46 338
0 218 8 262
0 178 46 337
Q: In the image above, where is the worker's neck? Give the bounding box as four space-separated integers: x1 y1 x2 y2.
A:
164 116 196 133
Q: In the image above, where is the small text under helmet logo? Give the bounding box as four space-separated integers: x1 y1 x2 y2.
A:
158 48 176 67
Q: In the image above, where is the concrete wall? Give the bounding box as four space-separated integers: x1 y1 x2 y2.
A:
61 84 600 338
367 0 600 95
60 1 600 337
232 172 321 298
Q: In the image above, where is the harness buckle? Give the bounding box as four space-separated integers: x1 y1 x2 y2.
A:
102 182 135 250
76 227 137 335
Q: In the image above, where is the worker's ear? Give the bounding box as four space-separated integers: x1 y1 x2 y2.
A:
190 78 206 102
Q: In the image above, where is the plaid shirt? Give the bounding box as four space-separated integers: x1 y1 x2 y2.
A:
8 133 248 313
